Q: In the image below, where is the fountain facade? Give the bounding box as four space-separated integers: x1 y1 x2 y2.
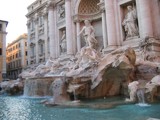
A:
1 0 160 105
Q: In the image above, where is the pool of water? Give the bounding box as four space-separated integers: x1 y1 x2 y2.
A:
0 96 160 120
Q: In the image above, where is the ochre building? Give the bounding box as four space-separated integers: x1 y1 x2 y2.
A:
6 34 28 80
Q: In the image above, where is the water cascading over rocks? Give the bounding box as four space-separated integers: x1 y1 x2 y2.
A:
20 44 138 104
18 13 160 104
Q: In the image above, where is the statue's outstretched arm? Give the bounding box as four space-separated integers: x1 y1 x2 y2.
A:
78 27 85 36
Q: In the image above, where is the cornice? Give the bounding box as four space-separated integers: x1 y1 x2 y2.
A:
73 12 102 22
26 2 48 18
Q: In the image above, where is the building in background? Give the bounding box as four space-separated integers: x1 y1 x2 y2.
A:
0 20 8 82
6 33 28 80
26 0 49 66
26 0 160 66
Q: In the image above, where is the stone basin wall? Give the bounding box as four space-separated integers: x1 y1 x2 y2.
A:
24 77 56 97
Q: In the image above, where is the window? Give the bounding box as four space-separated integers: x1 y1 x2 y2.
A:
19 51 21 57
39 16 43 26
31 47 35 57
19 59 21 67
0 24 2 31
31 20 35 31
25 51 28 56
16 53 18 58
25 42 27 46
10 62 12 69
13 61 15 68
19 43 21 48
40 44 43 55
0 48 2 55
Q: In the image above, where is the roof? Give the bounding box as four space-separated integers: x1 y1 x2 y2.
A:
0 20 8 26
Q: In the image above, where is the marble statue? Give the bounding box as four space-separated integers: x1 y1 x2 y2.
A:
126 75 160 102
122 5 139 39
33 57 54 73
60 30 67 53
51 78 70 104
145 75 160 102
78 46 99 67
139 36 149 61
67 45 99 77
126 81 139 102
78 20 97 48
20 57 55 77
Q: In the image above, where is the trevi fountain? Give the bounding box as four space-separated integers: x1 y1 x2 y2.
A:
1 0 160 120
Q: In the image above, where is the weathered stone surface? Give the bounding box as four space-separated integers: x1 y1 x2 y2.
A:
126 75 160 103
23 77 55 97
0 79 24 95
52 78 70 104
136 59 160 80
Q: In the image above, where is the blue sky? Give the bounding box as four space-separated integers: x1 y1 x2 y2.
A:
0 0 35 44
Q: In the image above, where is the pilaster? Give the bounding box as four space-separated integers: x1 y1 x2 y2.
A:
48 1 57 59
137 0 153 38
104 0 117 47
98 0 108 49
65 0 74 55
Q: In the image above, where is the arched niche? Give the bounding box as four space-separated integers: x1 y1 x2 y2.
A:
74 0 103 50
74 0 101 21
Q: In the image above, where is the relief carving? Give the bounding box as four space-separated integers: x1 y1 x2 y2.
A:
58 4 65 20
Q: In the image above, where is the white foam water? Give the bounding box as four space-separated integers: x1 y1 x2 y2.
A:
147 118 160 120
136 103 151 107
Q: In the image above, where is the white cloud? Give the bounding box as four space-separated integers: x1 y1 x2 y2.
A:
0 0 35 44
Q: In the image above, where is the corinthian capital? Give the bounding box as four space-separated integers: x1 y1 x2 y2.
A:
47 0 55 9
42 7 48 17
34 13 39 23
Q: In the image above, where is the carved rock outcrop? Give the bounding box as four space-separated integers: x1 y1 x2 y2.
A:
0 79 24 95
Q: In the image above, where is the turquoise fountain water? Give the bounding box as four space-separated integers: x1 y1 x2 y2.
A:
0 96 160 120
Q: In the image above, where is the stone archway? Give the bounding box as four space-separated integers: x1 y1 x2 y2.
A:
75 0 101 20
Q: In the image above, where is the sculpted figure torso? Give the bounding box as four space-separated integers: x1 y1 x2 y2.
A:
60 30 67 53
122 6 139 39
78 20 97 48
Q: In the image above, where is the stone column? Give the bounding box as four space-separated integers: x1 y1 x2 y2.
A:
20 39 25 68
98 0 108 48
102 11 108 48
65 0 74 55
26 21 31 65
43 8 49 61
137 0 153 37
34 13 39 64
76 21 81 52
48 3 57 59
104 0 117 47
